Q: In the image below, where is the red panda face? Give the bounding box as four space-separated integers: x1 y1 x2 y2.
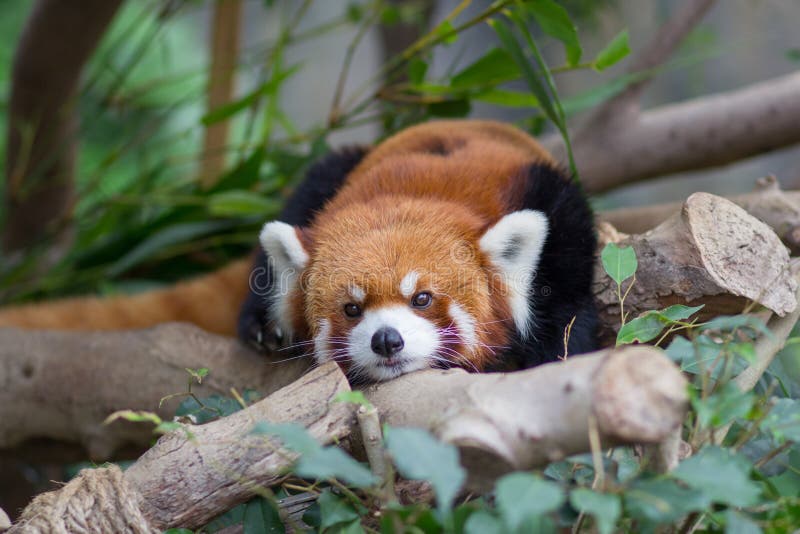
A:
300 198 501 381
260 198 550 382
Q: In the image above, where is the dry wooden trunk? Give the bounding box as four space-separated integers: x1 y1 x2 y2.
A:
11 348 686 532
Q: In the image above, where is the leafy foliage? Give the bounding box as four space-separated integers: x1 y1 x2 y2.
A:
3 0 799 532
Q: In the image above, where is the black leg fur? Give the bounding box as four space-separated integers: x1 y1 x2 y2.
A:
496 163 598 369
237 147 368 351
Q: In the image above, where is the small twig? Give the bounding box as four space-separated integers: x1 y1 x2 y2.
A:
596 0 717 120
357 404 387 481
587 415 605 490
328 4 380 126
642 426 683 473
754 441 792 469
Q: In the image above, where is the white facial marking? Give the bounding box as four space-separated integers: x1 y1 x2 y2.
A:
347 305 439 381
314 319 332 362
448 301 477 354
259 221 309 342
399 270 420 298
349 285 366 303
479 209 549 339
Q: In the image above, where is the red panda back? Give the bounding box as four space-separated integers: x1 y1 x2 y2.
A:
325 120 555 225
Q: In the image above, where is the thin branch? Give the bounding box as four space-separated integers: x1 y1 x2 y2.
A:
611 0 717 113
547 71 800 193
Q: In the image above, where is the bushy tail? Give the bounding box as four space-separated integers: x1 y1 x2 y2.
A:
0 259 253 336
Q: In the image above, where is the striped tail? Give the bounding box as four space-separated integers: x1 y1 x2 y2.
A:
0 259 253 336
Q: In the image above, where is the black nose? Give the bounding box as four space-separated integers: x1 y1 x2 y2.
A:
371 327 404 357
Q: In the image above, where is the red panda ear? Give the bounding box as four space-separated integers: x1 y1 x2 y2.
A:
259 221 310 275
478 210 549 338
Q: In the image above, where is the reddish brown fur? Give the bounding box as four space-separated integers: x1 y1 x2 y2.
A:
0 120 551 364
0 259 251 335
303 121 552 370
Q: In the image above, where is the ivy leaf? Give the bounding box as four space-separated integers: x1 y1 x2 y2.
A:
691 382 755 429
250 422 320 455
318 490 360 530
333 390 373 409
463 511 504 534
672 446 762 507
451 48 520 88
657 304 703 322
408 58 428 85
526 0 582 66
761 398 800 442
625 478 709 525
569 489 621 534
495 473 564 530
593 30 631 71
242 497 285 534
601 243 637 285
207 190 281 217
699 315 772 338
384 427 465 511
724 510 762 534
296 447 377 488
617 305 703 345
616 312 665 345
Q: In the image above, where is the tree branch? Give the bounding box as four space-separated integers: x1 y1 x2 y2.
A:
3 0 122 251
11 349 687 532
547 71 800 193
599 177 800 252
594 192 797 344
600 0 717 116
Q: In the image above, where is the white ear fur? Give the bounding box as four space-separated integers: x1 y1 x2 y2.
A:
259 221 309 274
479 209 549 339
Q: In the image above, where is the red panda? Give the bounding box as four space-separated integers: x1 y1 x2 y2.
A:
0 120 597 382
244 120 598 382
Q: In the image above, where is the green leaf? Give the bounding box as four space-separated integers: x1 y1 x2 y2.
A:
243 497 285 534
433 20 458 45
761 398 800 442
489 19 558 121
495 473 564 530
427 99 471 117
786 48 800 62
384 427 465 511
601 243 637 285
201 64 301 125
673 446 761 507
625 478 709 525
724 510 763 534
657 304 703 322
408 58 428 85
569 489 621 534
464 511 504 534
318 490 360 530
616 312 664 345
296 447 377 488
665 336 694 364
337 519 365 534
209 148 266 193
450 48 520 88
699 315 772 338
208 190 281 217
593 30 631 71
106 219 238 277
333 390 373 409
526 0 582 66
473 88 539 108
250 422 320 455
692 382 755 429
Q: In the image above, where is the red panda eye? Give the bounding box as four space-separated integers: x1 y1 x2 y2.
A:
343 303 362 318
411 292 432 309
